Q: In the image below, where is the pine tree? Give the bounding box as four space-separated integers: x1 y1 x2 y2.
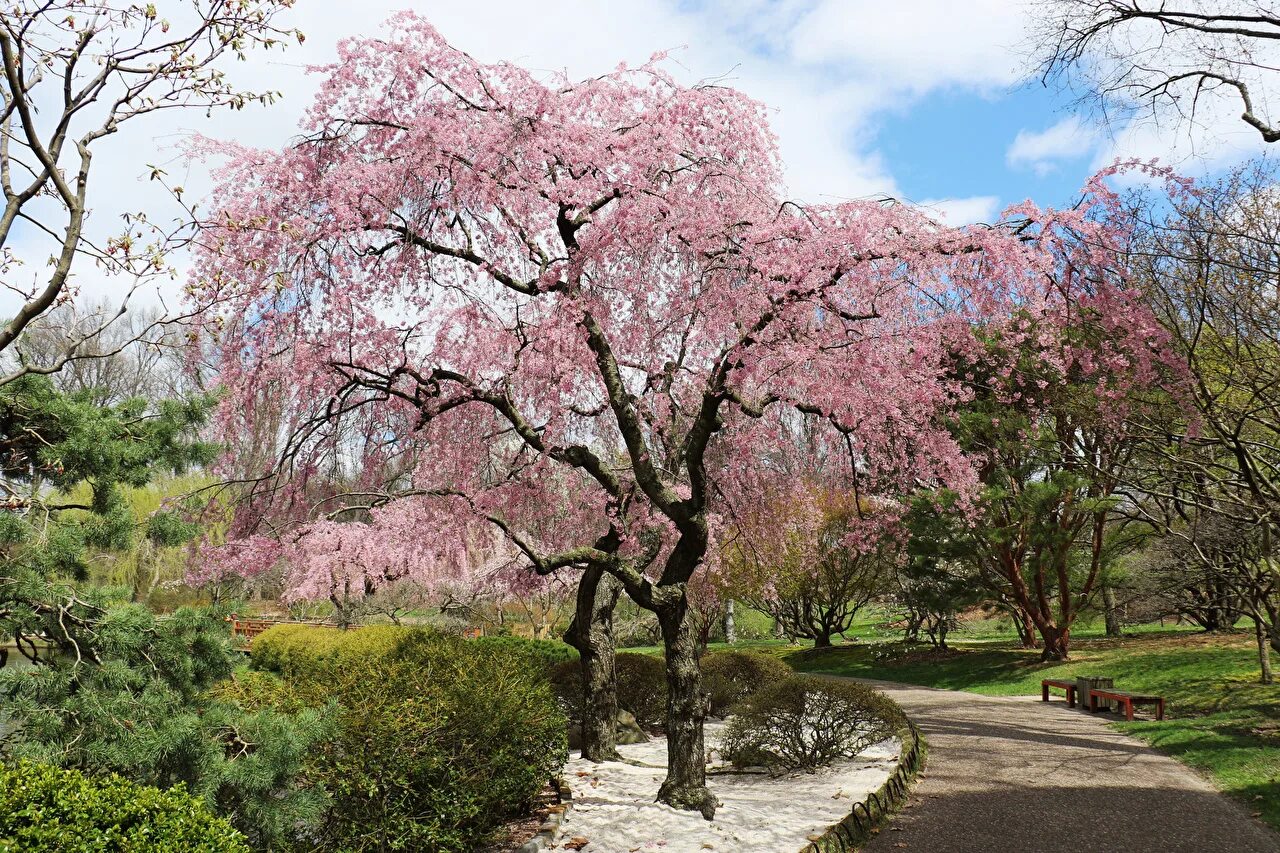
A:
0 376 329 849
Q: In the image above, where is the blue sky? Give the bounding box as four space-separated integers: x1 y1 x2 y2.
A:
875 86 1093 214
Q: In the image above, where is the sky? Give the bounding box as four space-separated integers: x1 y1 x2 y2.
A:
11 0 1276 312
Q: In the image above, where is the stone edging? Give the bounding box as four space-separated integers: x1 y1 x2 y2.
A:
516 778 574 853
799 722 927 853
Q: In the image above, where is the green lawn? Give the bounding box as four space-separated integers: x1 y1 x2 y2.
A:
786 632 1280 832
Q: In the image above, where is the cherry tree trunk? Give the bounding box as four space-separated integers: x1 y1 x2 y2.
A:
722 599 736 645
656 599 718 819
565 567 624 762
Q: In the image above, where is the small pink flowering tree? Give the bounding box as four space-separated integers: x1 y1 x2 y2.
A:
189 15 1172 814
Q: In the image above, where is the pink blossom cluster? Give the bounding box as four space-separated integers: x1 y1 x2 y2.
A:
185 13 1182 603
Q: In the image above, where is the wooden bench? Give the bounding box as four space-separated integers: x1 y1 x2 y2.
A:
1041 679 1077 707
1088 688 1164 721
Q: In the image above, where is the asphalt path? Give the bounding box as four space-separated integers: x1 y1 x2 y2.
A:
840 680 1280 853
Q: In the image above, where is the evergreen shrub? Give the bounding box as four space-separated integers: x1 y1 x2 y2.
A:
549 652 667 730
250 625 567 852
0 760 250 853
701 649 792 716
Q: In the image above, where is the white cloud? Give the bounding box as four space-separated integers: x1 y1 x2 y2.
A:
789 0 1028 92
1007 116 1098 175
1091 95 1269 182
916 196 1002 226
1 0 1055 318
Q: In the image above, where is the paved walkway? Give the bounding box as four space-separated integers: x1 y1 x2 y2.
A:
845 680 1279 853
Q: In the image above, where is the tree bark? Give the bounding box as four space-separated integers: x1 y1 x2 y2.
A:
1040 624 1070 661
1102 585 1122 638
656 597 718 819
1256 615 1274 685
813 628 833 648
722 599 735 645
565 567 624 762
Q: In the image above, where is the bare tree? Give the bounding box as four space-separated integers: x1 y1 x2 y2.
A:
1120 163 1280 671
11 298 193 405
1032 1 1280 142
0 1 301 385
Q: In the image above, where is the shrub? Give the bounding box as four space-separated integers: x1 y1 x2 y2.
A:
250 625 567 852
550 652 667 730
249 623 405 685
721 676 904 774
701 650 792 716
1 606 328 851
471 635 577 674
0 760 250 852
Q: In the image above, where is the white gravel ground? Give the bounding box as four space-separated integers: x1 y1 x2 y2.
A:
555 721 899 853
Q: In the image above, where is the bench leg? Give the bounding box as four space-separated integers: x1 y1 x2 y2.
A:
1089 693 1098 713
1157 699 1164 721
1124 699 1134 722
1042 684 1049 702
1067 687 1075 708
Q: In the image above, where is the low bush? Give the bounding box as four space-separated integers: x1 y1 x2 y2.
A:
249 623 405 685
250 625 567 852
471 635 577 674
0 760 250 852
702 650 792 716
721 675 904 774
550 652 667 730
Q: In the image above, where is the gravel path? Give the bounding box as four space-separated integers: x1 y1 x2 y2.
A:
842 680 1279 853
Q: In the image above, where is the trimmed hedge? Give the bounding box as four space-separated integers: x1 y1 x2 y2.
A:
550 652 667 730
0 760 249 853
249 625 567 852
471 635 577 674
702 649 793 716
722 675 904 774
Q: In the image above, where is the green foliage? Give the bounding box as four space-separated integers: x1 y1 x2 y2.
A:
702 649 792 716
0 759 250 853
471 634 577 673
251 625 568 852
721 675 905 773
1 603 332 850
550 651 667 730
249 623 406 682
895 492 987 647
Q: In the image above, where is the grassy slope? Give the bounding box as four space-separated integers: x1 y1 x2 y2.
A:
786 631 1280 832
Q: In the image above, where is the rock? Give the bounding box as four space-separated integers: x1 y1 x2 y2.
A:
615 709 648 745
566 709 649 750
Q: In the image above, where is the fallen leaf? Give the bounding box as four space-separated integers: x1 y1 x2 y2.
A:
564 838 590 851
894 844 909 849
806 835 822 842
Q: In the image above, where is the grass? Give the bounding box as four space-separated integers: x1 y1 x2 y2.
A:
786 630 1280 832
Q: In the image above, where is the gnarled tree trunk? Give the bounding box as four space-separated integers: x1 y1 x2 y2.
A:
656 595 718 819
565 567 624 762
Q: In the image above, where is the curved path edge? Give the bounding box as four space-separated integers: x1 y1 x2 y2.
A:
822 677 1279 853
